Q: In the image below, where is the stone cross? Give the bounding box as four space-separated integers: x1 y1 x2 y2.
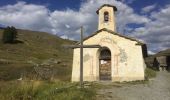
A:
63 26 101 88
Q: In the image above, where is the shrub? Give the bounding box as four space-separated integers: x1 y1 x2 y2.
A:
145 67 157 79
2 26 17 43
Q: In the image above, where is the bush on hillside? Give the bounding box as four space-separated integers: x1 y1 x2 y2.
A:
2 26 18 43
145 67 157 79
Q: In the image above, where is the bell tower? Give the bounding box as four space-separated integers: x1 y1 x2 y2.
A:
96 4 117 32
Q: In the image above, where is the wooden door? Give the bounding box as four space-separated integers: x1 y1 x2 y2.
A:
99 59 111 80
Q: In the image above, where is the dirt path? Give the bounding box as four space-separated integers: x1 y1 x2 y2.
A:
96 72 170 100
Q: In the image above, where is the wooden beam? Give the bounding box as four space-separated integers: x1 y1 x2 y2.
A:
80 26 83 88
62 27 101 88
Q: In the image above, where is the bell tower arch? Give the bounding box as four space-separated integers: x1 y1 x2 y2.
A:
96 4 117 32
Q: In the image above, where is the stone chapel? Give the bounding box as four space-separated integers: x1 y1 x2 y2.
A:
72 4 146 82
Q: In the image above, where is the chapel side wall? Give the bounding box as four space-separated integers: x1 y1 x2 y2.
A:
119 44 145 81
72 48 99 82
110 37 145 81
83 48 99 81
72 48 80 82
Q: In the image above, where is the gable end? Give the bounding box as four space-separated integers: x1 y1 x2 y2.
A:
81 28 145 46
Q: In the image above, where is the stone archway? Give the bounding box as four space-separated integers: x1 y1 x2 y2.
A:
99 47 111 80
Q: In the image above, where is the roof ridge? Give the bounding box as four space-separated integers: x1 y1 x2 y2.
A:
76 28 144 45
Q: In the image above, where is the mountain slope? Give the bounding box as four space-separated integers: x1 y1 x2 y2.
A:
0 29 74 81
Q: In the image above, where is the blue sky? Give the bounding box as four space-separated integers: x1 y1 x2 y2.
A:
0 0 170 53
0 0 82 11
0 0 169 12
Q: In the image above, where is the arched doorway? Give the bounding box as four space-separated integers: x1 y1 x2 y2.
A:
99 47 111 80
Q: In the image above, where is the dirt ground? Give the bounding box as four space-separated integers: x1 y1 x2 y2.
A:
96 71 170 100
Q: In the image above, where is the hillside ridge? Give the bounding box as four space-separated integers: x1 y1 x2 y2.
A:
0 28 74 81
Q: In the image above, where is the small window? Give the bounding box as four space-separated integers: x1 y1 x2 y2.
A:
104 12 109 22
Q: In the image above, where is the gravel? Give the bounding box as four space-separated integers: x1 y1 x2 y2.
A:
96 71 170 100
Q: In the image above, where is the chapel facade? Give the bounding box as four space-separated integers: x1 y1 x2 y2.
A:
72 4 146 82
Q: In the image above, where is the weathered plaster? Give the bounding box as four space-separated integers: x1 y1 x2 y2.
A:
72 4 145 82
72 31 145 82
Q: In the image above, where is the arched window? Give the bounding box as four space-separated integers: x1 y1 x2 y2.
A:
104 11 109 22
99 47 111 60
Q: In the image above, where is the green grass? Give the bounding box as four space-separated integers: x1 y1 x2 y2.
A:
145 67 157 79
0 81 96 100
0 29 89 99
0 63 72 81
0 29 74 81
0 63 33 81
0 29 74 62
0 29 96 99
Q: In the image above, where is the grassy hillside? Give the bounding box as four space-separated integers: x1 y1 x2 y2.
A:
0 29 97 100
0 29 74 81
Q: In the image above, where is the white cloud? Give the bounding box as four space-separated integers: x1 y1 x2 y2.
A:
148 50 155 55
131 5 170 53
60 35 69 39
0 0 149 38
65 24 70 29
0 0 169 53
141 4 156 13
49 0 149 39
0 1 52 33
